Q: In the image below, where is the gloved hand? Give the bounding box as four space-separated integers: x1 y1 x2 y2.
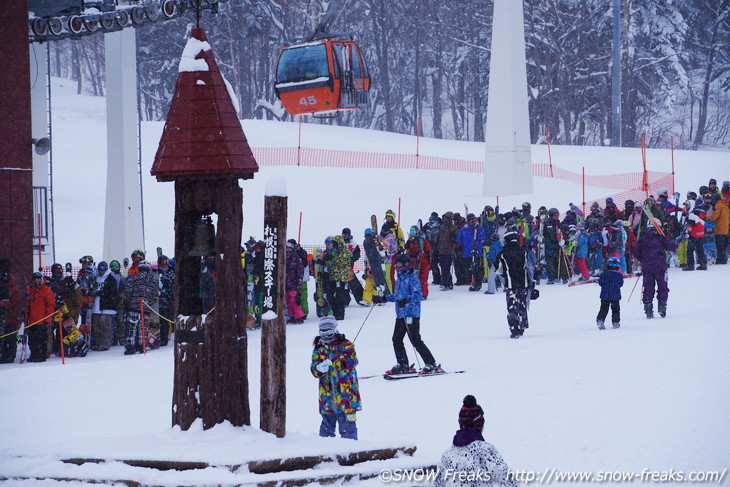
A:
397 297 410 307
316 359 332 373
558 239 565 247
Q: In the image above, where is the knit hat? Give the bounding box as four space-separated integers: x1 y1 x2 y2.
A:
364 227 374 235
458 395 485 432
385 209 396 219
606 197 614 204
319 316 338 339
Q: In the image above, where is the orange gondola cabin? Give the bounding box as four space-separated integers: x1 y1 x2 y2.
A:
274 36 370 116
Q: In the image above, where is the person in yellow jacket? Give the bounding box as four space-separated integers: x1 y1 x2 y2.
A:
706 194 729 264
380 209 405 292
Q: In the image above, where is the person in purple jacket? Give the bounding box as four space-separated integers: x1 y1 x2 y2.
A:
596 257 623 330
285 239 305 324
633 220 678 319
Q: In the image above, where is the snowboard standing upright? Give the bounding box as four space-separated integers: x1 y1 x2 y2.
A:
312 247 332 318
367 215 390 300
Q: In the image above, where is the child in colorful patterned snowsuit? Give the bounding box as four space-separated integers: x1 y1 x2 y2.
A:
310 316 361 440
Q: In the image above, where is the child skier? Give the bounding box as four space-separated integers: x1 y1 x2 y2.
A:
310 316 361 440
385 253 440 374
596 256 623 330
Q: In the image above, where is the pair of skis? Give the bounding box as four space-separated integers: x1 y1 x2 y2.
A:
360 367 465 381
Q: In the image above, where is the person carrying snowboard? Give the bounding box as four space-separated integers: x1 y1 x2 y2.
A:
310 316 361 440
362 227 388 304
596 256 623 330
494 231 533 339
385 254 440 375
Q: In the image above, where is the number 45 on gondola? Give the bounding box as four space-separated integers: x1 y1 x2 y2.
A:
274 0 370 117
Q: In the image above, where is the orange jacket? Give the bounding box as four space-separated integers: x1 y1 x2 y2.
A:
27 282 55 326
707 199 729 236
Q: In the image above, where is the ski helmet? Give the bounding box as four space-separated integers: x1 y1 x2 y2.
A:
548 208 559 217
364 227 374 236
131 249 145 260
709 178 717 185
110 260 121 272
504 230 519 243
79 255 94 265
97 261 109 272
51 263 63 277
32 271 44 280
522 202 531 212
394 253 411 269
647 219 659 231
699 185 709 195
687 191 697 200
612 220 624 228
657 188 668 197
341 228 351 237
607 257 620 268
385 210 396 220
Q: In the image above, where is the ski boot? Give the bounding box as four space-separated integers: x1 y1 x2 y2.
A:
468 284 482 292
643 301 654 319
386 363 415 375
439 285 447 291
657 300 667 318
596 320 605 330
123 345 136 355
420 363 443 375
612 322 620 329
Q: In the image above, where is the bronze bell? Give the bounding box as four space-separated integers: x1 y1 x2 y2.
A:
189 216 216 257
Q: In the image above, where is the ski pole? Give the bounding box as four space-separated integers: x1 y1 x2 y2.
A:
352 303 376 343
627 275 641 302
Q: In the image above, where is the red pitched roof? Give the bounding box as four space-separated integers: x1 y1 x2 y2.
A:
151 28 259 181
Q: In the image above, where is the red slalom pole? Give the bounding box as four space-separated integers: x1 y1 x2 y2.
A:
57 310 65 365
139 298 147 354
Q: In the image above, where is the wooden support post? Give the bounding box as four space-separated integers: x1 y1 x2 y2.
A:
260 194 287 438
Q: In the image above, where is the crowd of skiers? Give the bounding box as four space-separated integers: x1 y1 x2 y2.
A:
0 249 175 364
2 178 727 364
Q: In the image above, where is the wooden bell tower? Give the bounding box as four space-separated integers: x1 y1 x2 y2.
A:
151 28 258 430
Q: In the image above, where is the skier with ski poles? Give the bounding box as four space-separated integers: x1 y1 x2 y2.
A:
385 253 440 375
457 214 486 291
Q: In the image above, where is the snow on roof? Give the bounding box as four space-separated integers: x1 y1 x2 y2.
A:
179 37 211 73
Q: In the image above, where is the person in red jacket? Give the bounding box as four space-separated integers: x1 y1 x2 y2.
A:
405 226 432 299
26 272 55 362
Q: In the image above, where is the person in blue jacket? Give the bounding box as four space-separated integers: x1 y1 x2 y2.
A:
385 253 439 375
596 256 624 330
457 213 487 291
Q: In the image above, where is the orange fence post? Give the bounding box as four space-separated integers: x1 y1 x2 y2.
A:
670 135 675 196
139 298 147 354
57 310 65 365
641 133 648 197
297 116 302 167
546 126 554 178
415 116 421 169
298 211 303 243
582 167 586 217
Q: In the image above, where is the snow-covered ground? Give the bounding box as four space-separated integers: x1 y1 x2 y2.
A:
0 79 728 486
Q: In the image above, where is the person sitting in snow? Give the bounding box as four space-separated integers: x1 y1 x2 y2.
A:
434 395 518 487
385 253 440 375
310 316 361 440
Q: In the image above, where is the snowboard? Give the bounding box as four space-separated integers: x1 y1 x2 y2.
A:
363 232 389 299
312 247 331 318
